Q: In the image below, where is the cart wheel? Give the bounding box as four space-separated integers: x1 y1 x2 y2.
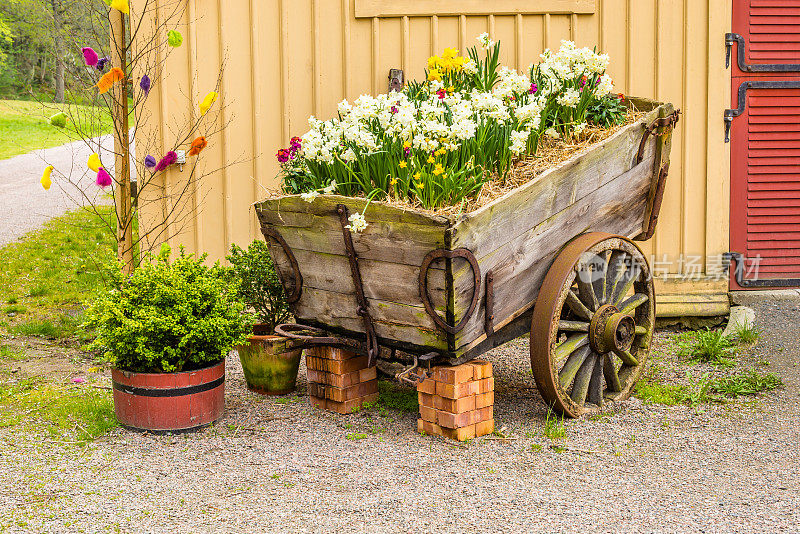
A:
531 233 654 417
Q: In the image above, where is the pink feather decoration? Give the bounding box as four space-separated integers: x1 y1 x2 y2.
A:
154 151 177 172
82 47 99 67
96 167 112 188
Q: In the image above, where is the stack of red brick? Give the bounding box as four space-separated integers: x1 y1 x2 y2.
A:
417 360 494 441
306 347 378 414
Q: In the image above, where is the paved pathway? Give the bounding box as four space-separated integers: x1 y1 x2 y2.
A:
0 135 114 247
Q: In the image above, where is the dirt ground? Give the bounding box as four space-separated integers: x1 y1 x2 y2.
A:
0 296 798 533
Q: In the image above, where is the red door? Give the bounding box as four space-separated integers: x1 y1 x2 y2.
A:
728 0 800 290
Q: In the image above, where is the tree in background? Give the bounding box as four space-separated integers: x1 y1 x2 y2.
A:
34 0 230 273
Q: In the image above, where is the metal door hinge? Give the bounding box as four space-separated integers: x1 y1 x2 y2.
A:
726 33 800 73
724 252 800 289
724 80 800 142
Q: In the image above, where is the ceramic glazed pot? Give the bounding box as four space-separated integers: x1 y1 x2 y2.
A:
111 360 225 432
237 333 302 395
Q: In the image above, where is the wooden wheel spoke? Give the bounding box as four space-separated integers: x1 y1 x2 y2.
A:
565 290 592 320
612 266 640 305
586 354 604 405
617 349 639 366
576 266 600 312
570 353 596 404
619 293 649 315
554 334 589 365
592 250 611 306
558 345 591 388
605 251 627 302
603 353 622 392
558 320 590 332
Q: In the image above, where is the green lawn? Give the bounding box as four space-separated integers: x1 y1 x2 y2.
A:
0 99 114 160
0 206 116 341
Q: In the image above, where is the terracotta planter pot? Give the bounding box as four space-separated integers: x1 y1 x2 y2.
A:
111 360 225 432
237 334 303 395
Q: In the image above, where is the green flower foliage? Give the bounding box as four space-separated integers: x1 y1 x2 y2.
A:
84 245 253 373
226 241 290 331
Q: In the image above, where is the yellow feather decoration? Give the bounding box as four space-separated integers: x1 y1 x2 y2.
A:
41 166 53 190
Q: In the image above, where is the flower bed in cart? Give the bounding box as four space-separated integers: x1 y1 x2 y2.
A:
258 36 678 417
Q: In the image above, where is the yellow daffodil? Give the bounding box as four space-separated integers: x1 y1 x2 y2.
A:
403 140 412 149
435 148 446 156
447 86 455 93
390 177 398 186
427 68 441 82
413 172 421 180
442 48 458 60
433 163 444 176
427 155 435 164
398 161 408 169
427 56 440 70
415 182 424 190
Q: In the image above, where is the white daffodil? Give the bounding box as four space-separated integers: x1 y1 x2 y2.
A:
300 191 319 203
323 181 337 194
545 128 560 139
345 212 368 233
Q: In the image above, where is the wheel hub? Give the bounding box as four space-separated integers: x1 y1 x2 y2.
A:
589 304 636 355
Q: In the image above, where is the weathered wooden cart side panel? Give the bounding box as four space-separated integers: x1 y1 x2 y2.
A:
450 103 675 353
256 195 451 351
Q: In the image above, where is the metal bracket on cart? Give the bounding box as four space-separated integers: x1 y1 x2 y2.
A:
635 109 681 165
336 204 380 367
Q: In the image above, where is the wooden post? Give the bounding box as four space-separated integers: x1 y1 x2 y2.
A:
110 7 134 274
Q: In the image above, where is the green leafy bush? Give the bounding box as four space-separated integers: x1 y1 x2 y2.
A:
226 241 290 331
84 246 253 373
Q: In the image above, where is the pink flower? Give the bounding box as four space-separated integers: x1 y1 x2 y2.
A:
276 149 290 163
72 377 86 384
82 47 98 67
529 83 538 94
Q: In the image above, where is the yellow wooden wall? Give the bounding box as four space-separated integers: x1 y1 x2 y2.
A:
138 0 732 315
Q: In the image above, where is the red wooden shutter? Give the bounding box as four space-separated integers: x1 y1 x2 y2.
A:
729 0 800 288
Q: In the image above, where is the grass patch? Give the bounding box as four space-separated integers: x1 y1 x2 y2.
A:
0 378 117 443
345 432 368 441
676 329 737 366
634 378 687 406
0 206 115 340
635 370 783 407
732 322 760 345
10 315 84 340
376 379 418 413
0 100 115 160
3 304 26 316
543 408 566 440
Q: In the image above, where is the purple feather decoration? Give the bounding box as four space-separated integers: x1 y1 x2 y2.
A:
82 47 98 67
154 151 177 172
96 57 110 72
96 167 112 188
139 74 151 96
144 155 157 169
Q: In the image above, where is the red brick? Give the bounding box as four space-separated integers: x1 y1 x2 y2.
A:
473 405 493 424
474 418 495 437
436 380 479 399
436 409 473 429
418 392 436 408
305 346 360 361
324 392 378 414
419 405 437 423
310 380 378 403
433 394 475 414
434 364 474 385
474 391 494 410
416 376 437 395
417 418 441 436
307 367 374 389
359 367 378 382
469 360 493 380
475 377 494 394
306 355 369 374
439 424 476 441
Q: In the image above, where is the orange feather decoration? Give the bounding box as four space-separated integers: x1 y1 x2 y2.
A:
188 136 208 156
96 67 125 94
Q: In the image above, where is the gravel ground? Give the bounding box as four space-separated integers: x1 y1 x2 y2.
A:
0 136 113 248
0 295 798 533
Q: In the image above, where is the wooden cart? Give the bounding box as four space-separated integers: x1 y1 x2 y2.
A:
256 97 680 417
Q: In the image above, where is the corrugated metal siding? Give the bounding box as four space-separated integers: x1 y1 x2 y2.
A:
138 0 731 286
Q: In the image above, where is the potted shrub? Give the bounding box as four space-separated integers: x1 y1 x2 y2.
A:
227 241 301 395
85 246 252 432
